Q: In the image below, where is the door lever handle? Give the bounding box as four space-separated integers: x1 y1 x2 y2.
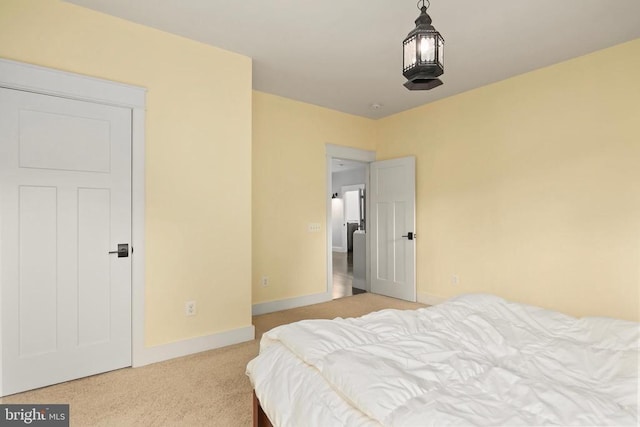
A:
401 232 416 240
108 243 129 258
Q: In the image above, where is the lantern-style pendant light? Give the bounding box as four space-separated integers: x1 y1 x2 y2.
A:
403 0 444 90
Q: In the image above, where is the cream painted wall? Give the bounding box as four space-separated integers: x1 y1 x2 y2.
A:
252 91 376 304
2 1 636 333
377 40 640 321
0 0 253 345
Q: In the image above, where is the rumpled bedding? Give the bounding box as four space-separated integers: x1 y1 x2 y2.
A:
246 294 639 426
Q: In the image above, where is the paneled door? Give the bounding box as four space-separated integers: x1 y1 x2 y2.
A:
370 156 416 301
0 87 132 395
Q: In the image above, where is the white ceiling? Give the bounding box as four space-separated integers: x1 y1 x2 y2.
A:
65 0 640 119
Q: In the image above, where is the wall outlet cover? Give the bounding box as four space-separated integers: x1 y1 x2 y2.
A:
185 301 196 316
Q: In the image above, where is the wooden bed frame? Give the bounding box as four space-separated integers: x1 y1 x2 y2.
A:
253 391 273 427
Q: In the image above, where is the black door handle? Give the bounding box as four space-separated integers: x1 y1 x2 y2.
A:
401 232 415 240
108 243 129 258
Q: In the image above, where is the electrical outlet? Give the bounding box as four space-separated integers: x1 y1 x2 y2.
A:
261 276 269 287
451 275 460 286
308 223 321 232
185 300 196 316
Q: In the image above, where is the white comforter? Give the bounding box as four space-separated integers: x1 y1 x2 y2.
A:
247 294 639 426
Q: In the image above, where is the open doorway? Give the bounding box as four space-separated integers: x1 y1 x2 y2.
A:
325 144 376 301
331 159 368 299
325 145 417 304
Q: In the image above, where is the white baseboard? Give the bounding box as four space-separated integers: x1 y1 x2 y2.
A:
252 292 332 316
133 325 255 367
417 292 448 306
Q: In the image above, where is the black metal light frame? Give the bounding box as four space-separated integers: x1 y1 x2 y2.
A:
403 0 444 90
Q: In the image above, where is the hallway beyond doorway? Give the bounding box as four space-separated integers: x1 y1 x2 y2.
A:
332 251 366 299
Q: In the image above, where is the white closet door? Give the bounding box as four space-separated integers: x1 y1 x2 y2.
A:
0 87 132 395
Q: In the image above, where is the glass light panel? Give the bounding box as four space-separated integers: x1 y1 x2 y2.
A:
437 36 444 67
403 37 417 69
419 35 436 63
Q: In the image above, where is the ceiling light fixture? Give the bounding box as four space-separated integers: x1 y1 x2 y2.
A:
402 0 444 90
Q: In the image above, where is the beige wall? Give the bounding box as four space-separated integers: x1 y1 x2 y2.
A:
0 0 253 345
252 91 376 304
1 0 636 333
378 39 640 321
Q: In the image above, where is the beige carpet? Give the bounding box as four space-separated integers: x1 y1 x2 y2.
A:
0 293 425 426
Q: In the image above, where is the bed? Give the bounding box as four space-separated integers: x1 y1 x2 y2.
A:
246 294 639 426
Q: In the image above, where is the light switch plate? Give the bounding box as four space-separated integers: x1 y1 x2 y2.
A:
308 223 321 232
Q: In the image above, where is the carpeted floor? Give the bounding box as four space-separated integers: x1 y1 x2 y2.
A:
0 293 425 426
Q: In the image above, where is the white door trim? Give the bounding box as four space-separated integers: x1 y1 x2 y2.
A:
0 59 147 395
0 59 144 108
325 144 375 298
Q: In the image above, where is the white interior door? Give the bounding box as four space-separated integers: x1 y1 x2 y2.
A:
0 87 132 396
370 156 416 301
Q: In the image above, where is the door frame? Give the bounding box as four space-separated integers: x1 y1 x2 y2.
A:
325 144 375 297
0 58 147 395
